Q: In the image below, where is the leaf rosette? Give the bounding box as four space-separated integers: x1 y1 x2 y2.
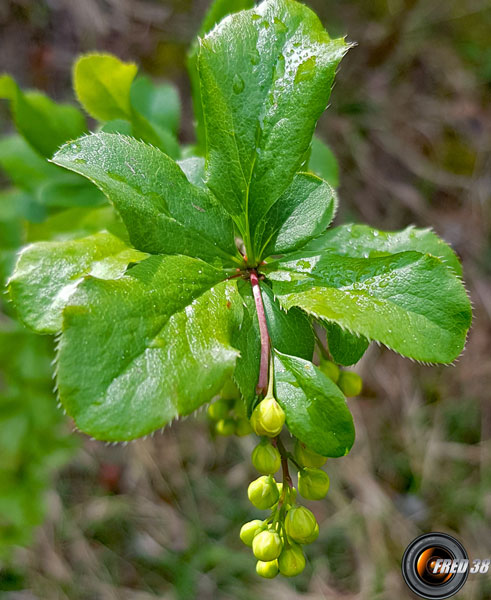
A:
8 0 471 448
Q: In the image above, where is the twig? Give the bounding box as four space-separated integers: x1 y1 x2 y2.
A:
250 270 270 395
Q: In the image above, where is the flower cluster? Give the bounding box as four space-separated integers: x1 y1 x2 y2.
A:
207 352 363 578
240 393 332 578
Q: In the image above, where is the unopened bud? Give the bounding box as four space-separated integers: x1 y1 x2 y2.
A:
250 396 285 437
251 441 281 475
319 359 340 383
207 398 230 421
252 529 283 561
303 522 319 544
248 475 280 510
256 559 278 579
284 506 318 544
294 440 327 468
298 468 330 501
215 418 236 436
239 519 263 547
337 371 362 397
278 543 306 577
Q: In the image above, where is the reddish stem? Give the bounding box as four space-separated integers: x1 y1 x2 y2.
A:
250 270 269 395
276 437 293 488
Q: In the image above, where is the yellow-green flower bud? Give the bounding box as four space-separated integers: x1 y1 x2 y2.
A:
235 417 253 437
303 522 319 544
319 359 340 383
239 519 263 547
337 371 362 397
251 441 281 474
284 506 318 544
248 475 279 510
252 530 283 561
207 398 230 421
220 379 240 400
294 440 327 468
278 543 306 577
215 418 236 436
256 559 278 579
250 396 285 437
298 468 330 500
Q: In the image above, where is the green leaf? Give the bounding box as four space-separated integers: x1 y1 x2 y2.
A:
308 135 339 188
0 74 87 157
9 232 147 333
56 255 242 440
188 0 255 153
177 156 206 188
0 134 105 210
232 279 314 411
198 0 348 257
0 190 26 249
73 55 180 157
199 0 256 36
131 111 181 159
232 282 261 409
101 115 180 160
255 172 337 258
73 54 137 122
52 133 240 267
0 188 46 289
26 206 127 243
263 250 471 363
37 175 106 209
323 322 369 366
130 76 180 135
273 350 354 457
0 134 59 191
0 320 53 384
187 50 206 153
100 119 133 135
261 283 314 360
0 187 44 225
304 224 463 276
0 189 29 287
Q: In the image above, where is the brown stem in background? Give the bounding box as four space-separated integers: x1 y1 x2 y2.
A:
250 270 270 395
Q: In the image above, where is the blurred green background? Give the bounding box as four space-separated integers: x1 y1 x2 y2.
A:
0 0 490 598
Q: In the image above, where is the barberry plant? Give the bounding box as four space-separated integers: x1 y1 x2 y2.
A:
5 0 471 577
